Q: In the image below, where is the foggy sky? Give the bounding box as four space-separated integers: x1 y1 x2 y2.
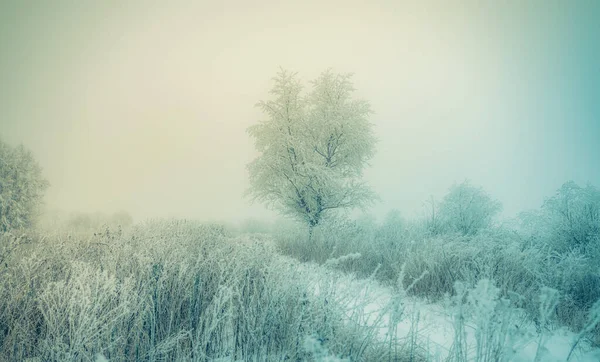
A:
1 0 599 223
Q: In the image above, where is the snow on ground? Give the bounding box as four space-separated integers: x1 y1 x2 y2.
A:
291 257 600 362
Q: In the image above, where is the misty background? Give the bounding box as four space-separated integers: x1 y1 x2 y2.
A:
1 0 599 223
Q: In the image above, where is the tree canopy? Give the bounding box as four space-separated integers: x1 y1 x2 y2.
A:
542 181 600 249
437 180 502 236
247 69 377 230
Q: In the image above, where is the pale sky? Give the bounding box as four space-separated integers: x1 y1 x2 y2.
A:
1 0 599 223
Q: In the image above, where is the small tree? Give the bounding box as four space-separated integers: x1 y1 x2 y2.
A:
542 181 600 249
438 180 502 236
247 69 377 239
0 140 49 232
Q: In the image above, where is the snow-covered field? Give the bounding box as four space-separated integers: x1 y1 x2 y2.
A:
2 227 597 361
293 257 600 362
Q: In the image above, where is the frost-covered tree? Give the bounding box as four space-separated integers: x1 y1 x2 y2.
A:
247 69 377 239
0 139 49 232
438 180 502 236
517 181 600 252
541 181 600 249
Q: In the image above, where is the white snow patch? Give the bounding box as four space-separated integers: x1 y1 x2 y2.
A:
293 259 600 362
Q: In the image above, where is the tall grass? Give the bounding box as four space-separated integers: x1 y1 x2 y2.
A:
0 220 420 361
3 217 599 361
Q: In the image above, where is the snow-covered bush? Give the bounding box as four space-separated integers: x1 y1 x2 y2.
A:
543 181 600 250
518 181 600 253
437 181 502 236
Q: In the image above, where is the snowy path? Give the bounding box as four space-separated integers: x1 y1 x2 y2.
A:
290 258 600 362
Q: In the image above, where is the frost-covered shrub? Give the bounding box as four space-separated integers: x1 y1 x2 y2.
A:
542 181 600 250
518 181 600 252
537 248 600 344
399 234 535 301
436 181 502 236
